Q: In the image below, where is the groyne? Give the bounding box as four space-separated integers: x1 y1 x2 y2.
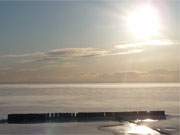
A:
7 111 166 123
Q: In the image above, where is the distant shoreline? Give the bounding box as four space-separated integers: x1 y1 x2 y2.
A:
0 81 179 85
0 83 180 88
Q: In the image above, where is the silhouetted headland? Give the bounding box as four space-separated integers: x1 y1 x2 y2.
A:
5 111 166 124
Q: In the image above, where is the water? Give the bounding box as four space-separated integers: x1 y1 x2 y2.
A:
0 83 179 135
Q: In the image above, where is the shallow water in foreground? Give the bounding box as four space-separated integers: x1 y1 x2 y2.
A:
0 83 179 135
0 117 179 135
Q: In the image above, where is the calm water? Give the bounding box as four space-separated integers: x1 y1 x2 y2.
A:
0 83 179 135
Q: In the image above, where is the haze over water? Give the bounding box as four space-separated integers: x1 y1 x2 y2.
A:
0 83 179 115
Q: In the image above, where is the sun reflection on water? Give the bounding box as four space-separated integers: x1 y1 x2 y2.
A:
135 119 158 123
126 123 160 135
100 120 161 135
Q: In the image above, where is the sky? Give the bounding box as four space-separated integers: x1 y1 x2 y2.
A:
0 0 179 83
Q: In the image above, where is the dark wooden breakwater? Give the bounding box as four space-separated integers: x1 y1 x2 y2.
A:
7 111 166 123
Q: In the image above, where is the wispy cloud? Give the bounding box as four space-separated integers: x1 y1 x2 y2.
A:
109 48 143 55
0 46 143 63
47 48 108 58
0 52 45 58
0 48 107 59
115 39 178 49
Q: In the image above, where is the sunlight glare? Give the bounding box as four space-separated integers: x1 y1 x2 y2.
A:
127 123 160 135
135 119 158 123
126 4 161 39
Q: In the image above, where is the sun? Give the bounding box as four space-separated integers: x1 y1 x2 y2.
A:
126 4 161 40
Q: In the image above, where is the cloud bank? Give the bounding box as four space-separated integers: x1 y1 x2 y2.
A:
0 69 179 83
0 39 179 83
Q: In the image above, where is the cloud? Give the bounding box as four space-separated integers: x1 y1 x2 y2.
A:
32 48 109 63
0 47 143 63
109 48 143 55
115 39 178 49
47 48 108 58
0 52 44 58
0 48 107 60
96 70 180 83
0 69 179 83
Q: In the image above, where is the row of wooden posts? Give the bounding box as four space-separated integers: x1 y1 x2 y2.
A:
7 111 166 123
